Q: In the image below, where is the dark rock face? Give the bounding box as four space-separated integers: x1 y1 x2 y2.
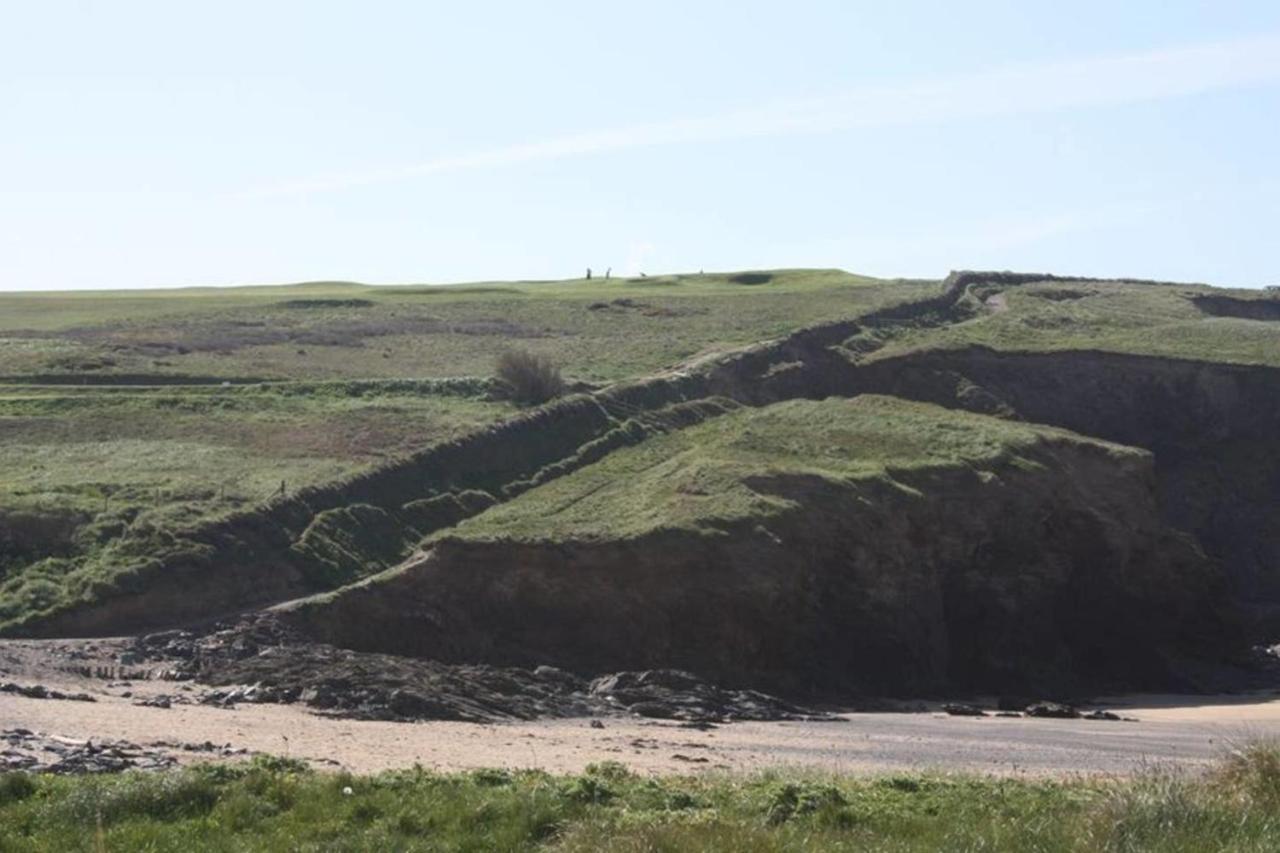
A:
851 348 1280 613
280 436 1233 698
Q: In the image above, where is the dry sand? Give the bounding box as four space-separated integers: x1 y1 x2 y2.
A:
6 680 1280 778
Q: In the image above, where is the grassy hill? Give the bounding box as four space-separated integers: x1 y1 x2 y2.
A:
0 270 919 629
3 266 1280 660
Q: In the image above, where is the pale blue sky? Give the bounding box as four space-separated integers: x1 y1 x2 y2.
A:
2 1 1278 291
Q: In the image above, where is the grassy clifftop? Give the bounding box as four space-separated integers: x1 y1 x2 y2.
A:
450 395 1140 542
0 269 908 383
867 276 1280 368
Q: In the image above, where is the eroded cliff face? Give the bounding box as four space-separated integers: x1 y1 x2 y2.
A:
847 348 1280 613
280 433 1234 697
1192 294 1280 322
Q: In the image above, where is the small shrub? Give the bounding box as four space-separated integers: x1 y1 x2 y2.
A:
470 768 514 787
1216 740 1280 804
0 773 37 806
584 761 634 783
762 781 847 824
665 789 700 811
494 349 564 405
879 775 923 793
248 754 312 776
562 775 615 805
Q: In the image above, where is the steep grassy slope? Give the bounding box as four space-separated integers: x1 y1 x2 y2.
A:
281 397 1232 695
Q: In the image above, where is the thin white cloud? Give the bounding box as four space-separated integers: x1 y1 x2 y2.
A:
244 33 1280 198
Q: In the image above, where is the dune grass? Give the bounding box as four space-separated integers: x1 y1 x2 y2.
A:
4 745 1280 851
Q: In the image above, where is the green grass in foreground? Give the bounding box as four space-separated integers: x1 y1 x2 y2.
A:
4 746 1280 851
451 395 1138 542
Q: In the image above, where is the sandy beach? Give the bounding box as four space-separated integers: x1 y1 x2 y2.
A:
6 679 1280 777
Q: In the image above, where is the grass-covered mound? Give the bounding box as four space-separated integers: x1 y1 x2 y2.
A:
284 396 1229 695
6 745 1280 851
449 395 1140 541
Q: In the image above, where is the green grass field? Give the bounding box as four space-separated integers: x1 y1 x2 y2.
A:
4 745 1280 851
0 270 913 383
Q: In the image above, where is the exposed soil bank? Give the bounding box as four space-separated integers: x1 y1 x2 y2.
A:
1191 294 1280 322
280 433 1236 698
849 347 1280 611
